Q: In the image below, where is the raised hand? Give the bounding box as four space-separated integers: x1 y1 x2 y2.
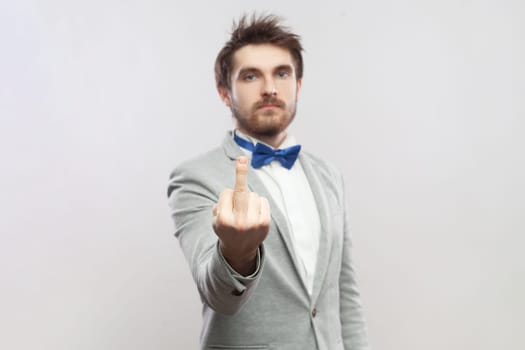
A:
212 156 270 275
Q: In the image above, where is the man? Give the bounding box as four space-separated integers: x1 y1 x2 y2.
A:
167 14 369 350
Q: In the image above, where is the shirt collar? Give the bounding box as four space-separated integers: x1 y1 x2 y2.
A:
234 129 298 150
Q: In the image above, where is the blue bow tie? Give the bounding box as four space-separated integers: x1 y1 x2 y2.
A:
233 133 301 170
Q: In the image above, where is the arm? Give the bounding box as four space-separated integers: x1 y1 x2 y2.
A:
167 157 268 315
339 175 370 349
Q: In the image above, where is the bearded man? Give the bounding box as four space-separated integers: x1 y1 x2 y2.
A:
167 14 369 350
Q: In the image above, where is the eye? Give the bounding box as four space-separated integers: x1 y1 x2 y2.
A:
277 70 290 78
242 73 257 81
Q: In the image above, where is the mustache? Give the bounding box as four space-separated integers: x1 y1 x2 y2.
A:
253 97 286 110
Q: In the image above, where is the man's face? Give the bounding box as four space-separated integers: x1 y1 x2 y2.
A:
219 44 302 141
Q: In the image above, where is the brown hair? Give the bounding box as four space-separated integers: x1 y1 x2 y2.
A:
214 14 304 90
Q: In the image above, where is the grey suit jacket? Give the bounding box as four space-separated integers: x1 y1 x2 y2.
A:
167 132 369 350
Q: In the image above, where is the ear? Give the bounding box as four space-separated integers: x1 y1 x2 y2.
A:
217 86 232 107
296 78 303 100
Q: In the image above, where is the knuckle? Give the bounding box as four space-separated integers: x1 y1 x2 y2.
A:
233 218 247 232
236 218 256 233
217 215 234 229
262 218 270 228
258 220 270 231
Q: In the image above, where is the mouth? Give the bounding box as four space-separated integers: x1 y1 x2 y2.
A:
259 104 279 109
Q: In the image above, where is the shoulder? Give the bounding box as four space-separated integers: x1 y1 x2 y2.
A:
167 146 233 198
169 147 225 179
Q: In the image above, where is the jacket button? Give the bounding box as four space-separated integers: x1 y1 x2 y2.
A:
311 308 317 318
231 289 245 296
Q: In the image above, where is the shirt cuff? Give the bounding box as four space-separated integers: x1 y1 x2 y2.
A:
217 242 264 284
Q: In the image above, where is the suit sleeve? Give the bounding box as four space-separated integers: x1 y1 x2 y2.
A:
167 164 264 316
339 174 370 349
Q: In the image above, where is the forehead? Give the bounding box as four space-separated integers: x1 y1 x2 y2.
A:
231 44 295 74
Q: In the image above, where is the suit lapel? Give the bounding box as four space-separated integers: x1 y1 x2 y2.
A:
222 132 309 295
299 153 335 303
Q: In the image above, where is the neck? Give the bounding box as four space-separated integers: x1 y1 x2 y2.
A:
237 128 287 148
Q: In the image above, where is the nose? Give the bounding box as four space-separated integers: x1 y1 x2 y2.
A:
262 78 277 97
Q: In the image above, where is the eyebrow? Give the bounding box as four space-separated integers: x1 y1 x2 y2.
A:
274 64 293 72
238 67 260 77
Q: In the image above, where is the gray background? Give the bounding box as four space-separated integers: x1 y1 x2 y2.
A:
1 0 524 349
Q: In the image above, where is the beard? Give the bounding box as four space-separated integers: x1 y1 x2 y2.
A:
231 96 298 138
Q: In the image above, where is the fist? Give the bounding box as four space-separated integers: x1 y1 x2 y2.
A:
212 156 270 274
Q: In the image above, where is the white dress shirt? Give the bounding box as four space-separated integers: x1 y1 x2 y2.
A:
234 130 321 295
